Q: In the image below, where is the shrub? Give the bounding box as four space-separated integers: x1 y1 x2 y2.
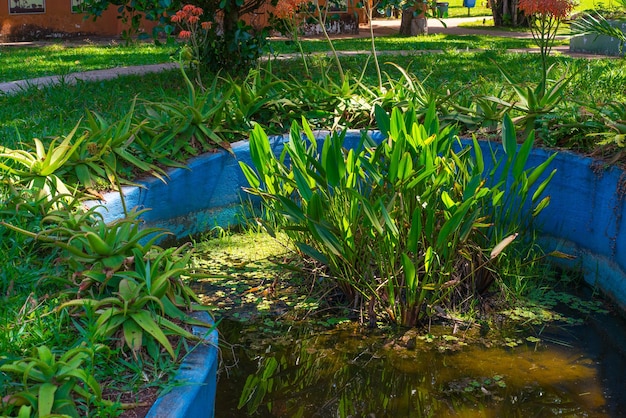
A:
240 105 556 327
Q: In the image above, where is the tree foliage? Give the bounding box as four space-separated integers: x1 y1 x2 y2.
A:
82 0 275 72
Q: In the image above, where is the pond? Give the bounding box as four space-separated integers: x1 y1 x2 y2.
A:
188 230 626 418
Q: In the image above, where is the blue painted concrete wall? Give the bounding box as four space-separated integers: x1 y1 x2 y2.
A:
144 312 218 418
92 129 626 416
93 131 626 309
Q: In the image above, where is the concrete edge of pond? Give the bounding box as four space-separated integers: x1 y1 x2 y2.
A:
88 131 626 310
144 311 218 418
569 20 626 57
89 130 626 415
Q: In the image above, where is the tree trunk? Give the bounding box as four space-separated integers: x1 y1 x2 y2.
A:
399 3 428 36
489 0 527 27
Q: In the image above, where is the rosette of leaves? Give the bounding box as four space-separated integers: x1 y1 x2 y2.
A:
137 64 233 163
0 345 102 418
59 245 210 360
66 100 168 192
2 209 168 273
0 124 85 203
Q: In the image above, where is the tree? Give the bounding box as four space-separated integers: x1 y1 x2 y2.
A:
399 3 428 35
382 0 429 36
489 0 527 27
81 0 272 40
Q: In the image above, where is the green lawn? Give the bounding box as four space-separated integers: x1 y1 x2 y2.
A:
0 42 175 84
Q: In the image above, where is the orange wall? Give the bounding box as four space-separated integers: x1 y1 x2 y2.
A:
0 1 154 39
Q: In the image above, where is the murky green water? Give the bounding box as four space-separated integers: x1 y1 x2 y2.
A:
187 232 626 417
213 313 626 417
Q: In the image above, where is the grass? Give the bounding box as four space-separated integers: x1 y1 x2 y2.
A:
0 32 556 84
271 33 549 54
0 42 176 83
577 0 625 11
0 70 188 148
429 0 492 18
459 18 574 35
1 51 624 153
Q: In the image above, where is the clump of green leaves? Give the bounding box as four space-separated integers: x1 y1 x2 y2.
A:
240 105 556 327
0 345 102 418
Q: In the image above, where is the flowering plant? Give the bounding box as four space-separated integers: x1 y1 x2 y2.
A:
170 4 212 85
518 0 575 87
270 0 310 74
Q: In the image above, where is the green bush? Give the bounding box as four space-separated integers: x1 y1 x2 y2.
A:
240 105 556 326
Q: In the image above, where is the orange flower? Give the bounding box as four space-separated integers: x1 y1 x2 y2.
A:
179 30 192 39
518 0 574 19
274 0 308 19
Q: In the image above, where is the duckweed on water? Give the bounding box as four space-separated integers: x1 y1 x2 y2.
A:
185 230 626 417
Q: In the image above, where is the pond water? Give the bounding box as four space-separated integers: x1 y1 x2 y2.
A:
188 232 626 417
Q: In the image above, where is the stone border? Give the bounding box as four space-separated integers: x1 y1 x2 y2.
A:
570 20 626 57
144 311 218 418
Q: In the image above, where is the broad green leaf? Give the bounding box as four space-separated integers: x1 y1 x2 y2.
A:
402 253 417 293
293 167 313 202
532 168 557 202
424 246 433 274
512 130 535 179
398 152 413 181
441 191 456 209
123 320 143 355
502 113 517 161
472 136 484 174
436 201 471 249
390 107 405 140
374 104 390 138
532 196 551 217
249 124 271 177
296 242 329 265
239 162 260 188
311 222 344 257
407 206 422 253
38 382 57 417
130 311 175 358
527 153 557 188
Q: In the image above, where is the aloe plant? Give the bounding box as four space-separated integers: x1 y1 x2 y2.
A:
0 345 102 418
67 100 168 191
0 124 85 202
485 63 574 136
1 209 168 272
138 64 232 161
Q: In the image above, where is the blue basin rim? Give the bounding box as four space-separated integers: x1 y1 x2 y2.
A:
92 130 626 417
144 311 218 418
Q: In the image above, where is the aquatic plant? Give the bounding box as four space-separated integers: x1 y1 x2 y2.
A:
240 106 556 326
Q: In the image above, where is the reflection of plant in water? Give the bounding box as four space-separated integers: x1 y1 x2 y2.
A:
237 331 440 417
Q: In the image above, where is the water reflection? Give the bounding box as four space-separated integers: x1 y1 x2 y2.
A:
217 318 625 417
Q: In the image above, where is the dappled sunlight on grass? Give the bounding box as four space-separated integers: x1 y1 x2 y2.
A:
0 43 176 83
269 33 549 54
